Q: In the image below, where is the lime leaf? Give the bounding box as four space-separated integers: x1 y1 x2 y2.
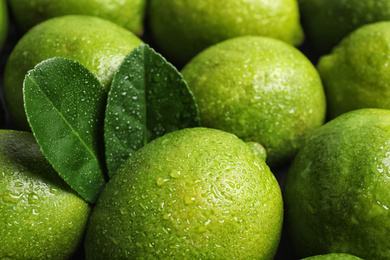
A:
104 44 200 177
23 57 107 204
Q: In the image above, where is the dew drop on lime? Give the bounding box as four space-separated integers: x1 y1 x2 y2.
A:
28 192 40 204
156 178 165 186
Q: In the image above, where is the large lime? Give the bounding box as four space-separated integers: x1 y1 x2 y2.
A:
85 127 283 259
3 15 142 130
284 108 390 260
181 36 326 168
0 130 91 259
148 0 304 67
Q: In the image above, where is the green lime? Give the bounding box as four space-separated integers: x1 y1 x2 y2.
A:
0 130 92 259
85 127 283 259
7 0 146 35
301 253 364 260
299 0 390 56
181 36 326 168
317 21 390 120
0 0 8 51
283 108 390 260
148 0 304 67
3 15 142 131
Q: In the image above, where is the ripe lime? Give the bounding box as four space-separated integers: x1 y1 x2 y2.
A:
3 15 142 130
7 0 146 35
317 21 390 120
85 127 283 259
301 253 363 260
299 0 390 56
0 130 91 259
181 36 326 168
283 108 390 259
148 0 304 67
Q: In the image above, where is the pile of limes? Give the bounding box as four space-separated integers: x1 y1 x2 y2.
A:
1 0 390 259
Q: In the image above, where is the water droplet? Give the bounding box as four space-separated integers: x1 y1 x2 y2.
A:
32 208 39 215
28 192 40 204
184 196 196 205
156 178 165 186
169 171 181 179
155 59 164 67
4 191 23 203
14 181 24 187
153 74 161 82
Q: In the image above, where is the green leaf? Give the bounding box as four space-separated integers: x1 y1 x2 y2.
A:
104 44 200 177
23 57 107 204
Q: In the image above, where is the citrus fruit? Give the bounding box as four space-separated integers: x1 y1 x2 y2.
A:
283 108 390 259
301 253 364 260
0 0 8 51
3 15 142 130
181 36 326 168
85 127 283 259
148 0 304 67
317 21 390 120
299 0 390 56
0 129 92 259
7 0 147 35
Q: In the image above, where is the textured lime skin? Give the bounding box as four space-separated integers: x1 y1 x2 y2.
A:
85 127 283 259
181 36 326 168
0 0 7 51
299 0 390 55
0 130 92 260
283 109 390 259
301 253 363 260
148 0 304 67
3 15 142 130
8 0 146 35
318 21 390 120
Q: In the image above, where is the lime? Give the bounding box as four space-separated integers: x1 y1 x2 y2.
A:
0 0 8 51
3 15 142 130
301 253 364 260
317 21 390 119
299 0 390 56
7 0 146 35
181 36 326 168
0 130 91 259
148 0 304 67
85 127 283 259
283 108 390 259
